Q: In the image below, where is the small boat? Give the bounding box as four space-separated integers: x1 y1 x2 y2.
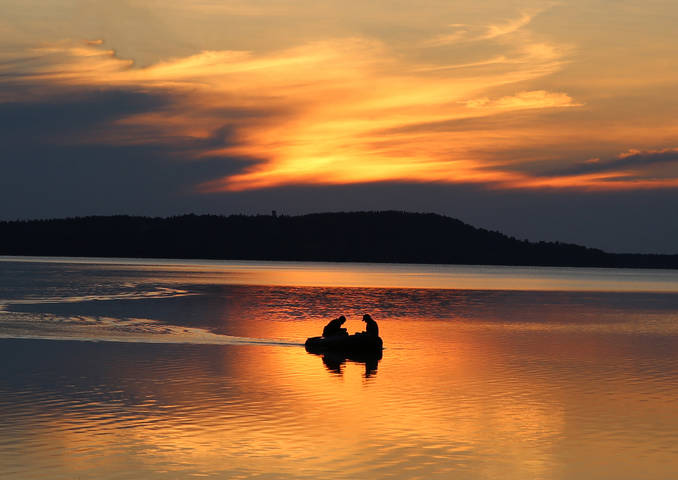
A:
304 333 383 354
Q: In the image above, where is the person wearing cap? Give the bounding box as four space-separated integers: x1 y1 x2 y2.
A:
362 314 379 337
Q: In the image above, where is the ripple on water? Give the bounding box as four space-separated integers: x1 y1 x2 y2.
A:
3 261 678 479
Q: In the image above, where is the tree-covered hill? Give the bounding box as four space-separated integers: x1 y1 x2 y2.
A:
1 211 676 268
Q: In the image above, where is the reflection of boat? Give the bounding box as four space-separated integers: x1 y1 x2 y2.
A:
304 334 383 354
318 349 382 377
305 335 383 377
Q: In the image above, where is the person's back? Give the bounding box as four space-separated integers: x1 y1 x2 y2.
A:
362 314 379 337
323 315 348 337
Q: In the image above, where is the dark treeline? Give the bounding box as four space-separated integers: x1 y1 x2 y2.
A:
1 211 677 268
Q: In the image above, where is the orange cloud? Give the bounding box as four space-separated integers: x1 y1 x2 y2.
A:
465 90 581 110
3 38 572 188
425 10 540 47
4 34 678 194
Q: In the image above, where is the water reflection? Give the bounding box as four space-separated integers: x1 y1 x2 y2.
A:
4 313 678 480
309 349 382 378
3 260 678 479
6 256 678 292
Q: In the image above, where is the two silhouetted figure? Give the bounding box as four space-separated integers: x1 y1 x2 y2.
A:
321 314 378 337
315 314 382 378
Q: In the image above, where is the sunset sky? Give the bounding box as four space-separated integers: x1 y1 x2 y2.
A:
2 0 678 253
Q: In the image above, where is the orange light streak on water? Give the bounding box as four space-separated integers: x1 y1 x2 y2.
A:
6 256 678 292
7 316 678 480
3 259 678 479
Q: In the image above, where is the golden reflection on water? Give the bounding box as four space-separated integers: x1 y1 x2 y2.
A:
4 314 678 480
3 260 678 479
7 256 678 292
136 261 678 292
7 337 570 479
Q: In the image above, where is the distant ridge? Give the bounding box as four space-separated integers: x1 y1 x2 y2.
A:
1 211 677 269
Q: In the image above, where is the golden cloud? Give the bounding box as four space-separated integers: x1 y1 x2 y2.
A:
4 31 676 193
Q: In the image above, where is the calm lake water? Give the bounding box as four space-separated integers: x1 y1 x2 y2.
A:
2 257 678 479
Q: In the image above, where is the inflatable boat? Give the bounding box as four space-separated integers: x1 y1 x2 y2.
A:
304 333 383 354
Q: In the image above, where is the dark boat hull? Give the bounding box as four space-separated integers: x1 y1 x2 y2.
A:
305 334 383 354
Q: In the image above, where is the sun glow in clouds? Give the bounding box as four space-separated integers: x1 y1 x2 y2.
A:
3 3 678 193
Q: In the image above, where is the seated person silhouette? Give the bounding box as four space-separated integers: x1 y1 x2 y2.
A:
362 314 379 337
322 315 348 337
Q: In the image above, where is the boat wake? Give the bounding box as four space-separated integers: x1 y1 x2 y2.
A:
0 286 192 311
0 313 302 346
0 284 302 346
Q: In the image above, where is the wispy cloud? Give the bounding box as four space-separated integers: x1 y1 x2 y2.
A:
550 148 678 176
164 0 286 16
465 90 581 110
0 35 580 192
424 10 541 47
5 33 678 195
491 147 678 191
